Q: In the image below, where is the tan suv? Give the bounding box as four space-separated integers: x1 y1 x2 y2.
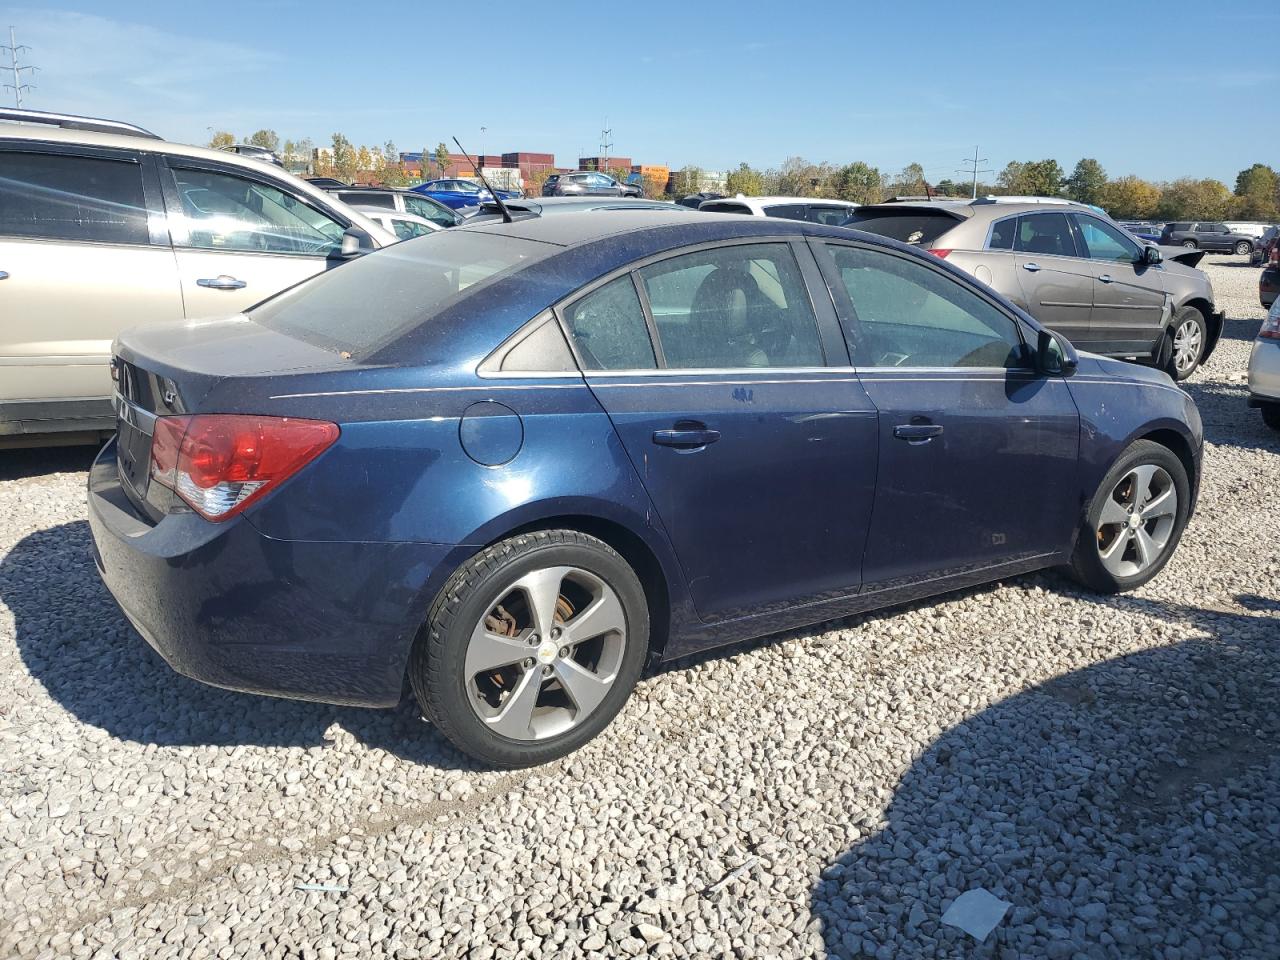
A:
0 109 394 445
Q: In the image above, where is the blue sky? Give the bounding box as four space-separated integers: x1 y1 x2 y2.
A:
1 1 1275 183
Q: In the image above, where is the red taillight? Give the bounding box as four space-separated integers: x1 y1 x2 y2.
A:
928 248 953 259
149 414 339 521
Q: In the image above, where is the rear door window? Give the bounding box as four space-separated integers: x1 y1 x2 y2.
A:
637 243 825 369
763 204 807 221
1013 212 1078 257
0 151 150 245
340 191 394 209
562 276 656 370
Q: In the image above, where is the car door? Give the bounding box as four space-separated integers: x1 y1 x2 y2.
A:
0 144 183 415
813 239 1080 589
559 239 879 623
159 159 350 318
1072 213 1168 354
1008 211 1094 346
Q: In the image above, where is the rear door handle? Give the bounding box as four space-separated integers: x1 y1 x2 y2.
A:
196 275 247 290
653 426 721 448
1098 274 1114 283
893 423 943 442
1022 263 1041 273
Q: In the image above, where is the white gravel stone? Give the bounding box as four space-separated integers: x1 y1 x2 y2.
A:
0 259 1276 958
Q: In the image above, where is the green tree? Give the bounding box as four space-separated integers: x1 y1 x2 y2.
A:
331 133 358 182
888 162 927 197
246 129 280 152
998 159 1064 197
207 130 235 150
670 166 705 196
1101 175 1161 220
1156 177 1232 220
434 142 452 177
380 140 408 187
1232 163 1280 220
831 162 883 204
725 162 765 196
1064 158 1108 206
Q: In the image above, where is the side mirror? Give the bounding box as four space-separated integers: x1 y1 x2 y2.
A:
333 226 376 259
1037 328 1079 376
1142 245 1162 265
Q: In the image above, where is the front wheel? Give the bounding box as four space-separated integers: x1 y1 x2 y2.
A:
1262 403 1280 431
1235 240 1253 256
1181 240 1198 249
1166 306 1207 380
409 530 649 768
1068 440 1189 594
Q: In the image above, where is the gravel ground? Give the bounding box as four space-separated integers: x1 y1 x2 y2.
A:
1 257 1277 959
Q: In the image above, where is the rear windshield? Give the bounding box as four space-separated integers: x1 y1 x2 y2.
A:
251 233 544 356
843 209 961 245
701 202 753 215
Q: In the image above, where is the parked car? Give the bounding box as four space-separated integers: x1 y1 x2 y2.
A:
700 195 859 225
1120 221 1165 244
351 205 440 241
414 178 521 209
1223 221 1269 240
1248 297 1280 429
844 199 1223 380
541 172 641 198
90 209 1202 767
1250 225 1279 266
462 196 679 225
0 108 394 445
305 176 349 189
1262 263 1280 309
1159 221 1256 255
227 143 283 167
323 185 463 228
676 192 724 209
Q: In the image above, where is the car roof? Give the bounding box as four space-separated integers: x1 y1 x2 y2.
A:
702 195 857 210
462 208 827 247
854 199 1107 222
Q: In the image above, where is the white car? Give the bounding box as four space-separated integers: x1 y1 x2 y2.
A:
0 108 394 445
698 195 859 225
1248 297 1280 430
351 206 441 242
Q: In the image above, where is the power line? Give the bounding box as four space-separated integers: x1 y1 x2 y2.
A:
958 146 992 199
1 26 36 108
599 121 613 171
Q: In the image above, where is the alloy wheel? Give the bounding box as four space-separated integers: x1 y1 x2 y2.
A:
1172 318 1203 375
1095 464 1179 578
464 566 627 741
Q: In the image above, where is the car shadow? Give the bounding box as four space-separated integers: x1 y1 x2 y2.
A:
810 591 1280 957
1 520 479 770
0 444 99 481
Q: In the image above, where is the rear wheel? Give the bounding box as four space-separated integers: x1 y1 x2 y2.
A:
409 530 649 768
1235 240 1253 256
1166 306 1207 380
1262 403 1280 431
1181 239 1198 249
1068 440 1189 594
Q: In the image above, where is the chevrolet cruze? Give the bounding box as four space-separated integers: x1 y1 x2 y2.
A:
89 210 1203 767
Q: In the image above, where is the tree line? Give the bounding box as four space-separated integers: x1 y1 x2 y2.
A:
207 130 1279 222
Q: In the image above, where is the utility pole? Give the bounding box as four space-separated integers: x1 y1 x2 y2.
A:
958 146 992 199
2 26 36 108
599 121 613 173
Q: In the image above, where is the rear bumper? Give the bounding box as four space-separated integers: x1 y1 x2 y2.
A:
1248 339 1280 406
87 439 457 708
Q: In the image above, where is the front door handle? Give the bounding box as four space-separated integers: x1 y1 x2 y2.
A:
196 275 247 290
653 425 721 448
1098 274 1114 284
1022 262 1041 273
893 423 943 443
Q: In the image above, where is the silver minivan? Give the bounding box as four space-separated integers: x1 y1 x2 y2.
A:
0 109 394 445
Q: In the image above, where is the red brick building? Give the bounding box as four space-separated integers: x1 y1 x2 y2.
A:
579 156 631 172
502 152 556 178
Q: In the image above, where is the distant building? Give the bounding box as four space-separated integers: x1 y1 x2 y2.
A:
579 156 632 172
503 152 556 179
631 164 669 183
401 150 556 182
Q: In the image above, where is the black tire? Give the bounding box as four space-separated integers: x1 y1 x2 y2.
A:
1067 440 1190 594
1165 305 1208 381
1181 239 1198 249
409 530 649 768
1262 403 1280 431
1235 240 1253 256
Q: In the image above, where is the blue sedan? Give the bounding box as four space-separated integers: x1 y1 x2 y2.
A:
89 211 1202 767
412 177 520 209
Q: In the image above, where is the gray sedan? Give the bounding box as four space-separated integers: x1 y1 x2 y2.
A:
1248 298 1280 430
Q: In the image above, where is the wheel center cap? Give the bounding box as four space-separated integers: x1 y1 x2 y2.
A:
1128 513 1141 529
536 641 558 664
